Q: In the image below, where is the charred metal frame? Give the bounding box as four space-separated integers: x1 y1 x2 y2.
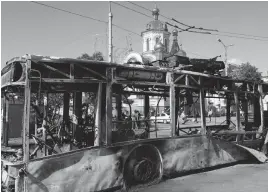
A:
1 55 268 192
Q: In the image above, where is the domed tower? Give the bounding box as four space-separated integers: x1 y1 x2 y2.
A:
154 41 166 61
170 28 187 57
141 6 171 53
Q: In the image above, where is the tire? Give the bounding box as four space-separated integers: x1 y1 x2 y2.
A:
123 144 163 191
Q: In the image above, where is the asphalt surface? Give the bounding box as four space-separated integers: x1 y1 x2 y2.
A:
139 163 268 192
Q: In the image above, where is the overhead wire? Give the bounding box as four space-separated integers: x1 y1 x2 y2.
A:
112 24 140 36
31 1 141 37
209 33 268 41
31 1 107 23
112 2 152 19
128 1 218 32
31 1 268 45
127 1 268 41
33 1 267 42
215 31 268 39
66 32 106 47
126 1 211 34
166 22 211 34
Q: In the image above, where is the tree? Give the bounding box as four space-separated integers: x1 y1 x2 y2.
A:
77 51 104 61
122 96 134 105
77 53 92 60
228 62 262 82
92 51 104 61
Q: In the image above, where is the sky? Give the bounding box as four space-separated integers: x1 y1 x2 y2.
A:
1 1 268 74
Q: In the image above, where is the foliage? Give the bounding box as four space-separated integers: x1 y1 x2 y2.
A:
228 62 262 82
92 52 104 61
122 96 134 105
31 93 63 127
77 51 104 61
77 53 92 60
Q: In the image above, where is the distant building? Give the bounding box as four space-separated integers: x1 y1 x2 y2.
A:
118 6 187 116
121 6 187 65
262 71 268 83
262 72 268 111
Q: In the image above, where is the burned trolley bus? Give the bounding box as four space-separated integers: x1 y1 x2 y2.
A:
1 54 268 192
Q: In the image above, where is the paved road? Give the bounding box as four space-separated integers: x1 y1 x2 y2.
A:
139 163 268 192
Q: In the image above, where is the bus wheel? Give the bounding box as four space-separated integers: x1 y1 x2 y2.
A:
123 144 163 191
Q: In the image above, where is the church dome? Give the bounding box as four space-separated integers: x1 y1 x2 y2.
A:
145 7 168 32
154 41 166 52
152 7 160 15
172 29 178 36
146 20 168 31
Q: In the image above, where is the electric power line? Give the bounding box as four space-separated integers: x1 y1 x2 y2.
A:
120 2 211 35
128 1 218 32
128 1 268 40
31 1 268 42
31 1 107 23
128 1 151 12
166 22 212 34
112 2 152 19
217 31 268 39
31 1 141 37
112 24 140 36
128 1 193 28
61 32 107 50
209 33 268 42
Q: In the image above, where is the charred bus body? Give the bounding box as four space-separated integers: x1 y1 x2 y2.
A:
1 54 268 192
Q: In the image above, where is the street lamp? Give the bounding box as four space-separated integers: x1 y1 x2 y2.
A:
218 39 234 76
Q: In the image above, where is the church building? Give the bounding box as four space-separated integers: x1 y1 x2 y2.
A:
122 7 187 65
120 7 188 116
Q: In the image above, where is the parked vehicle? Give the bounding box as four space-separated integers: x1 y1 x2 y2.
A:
150 113 171 124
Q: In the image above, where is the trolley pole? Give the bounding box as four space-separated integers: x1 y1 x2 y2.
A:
108 1 113 63
105 1 113 145
218 39 233 76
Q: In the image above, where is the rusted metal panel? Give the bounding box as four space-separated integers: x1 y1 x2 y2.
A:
199 77 206 135
117 69 164 82
1 62 26 88
23 59 31 192
27 147 123 192
3 55 268 91
167 72 176 137
2 97 8 146
106 68 113 145
26 136 258 192
258 84 264 134
94 83 103 147
234 90 241 143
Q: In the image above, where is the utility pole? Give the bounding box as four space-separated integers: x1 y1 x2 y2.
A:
108 1 113 62
218 39 234 76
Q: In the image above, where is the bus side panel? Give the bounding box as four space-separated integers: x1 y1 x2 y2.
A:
27 147 124 192
26 136 256 192
155 136 253 176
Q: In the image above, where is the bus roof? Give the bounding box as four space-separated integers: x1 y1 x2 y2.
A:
2 54 268 92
